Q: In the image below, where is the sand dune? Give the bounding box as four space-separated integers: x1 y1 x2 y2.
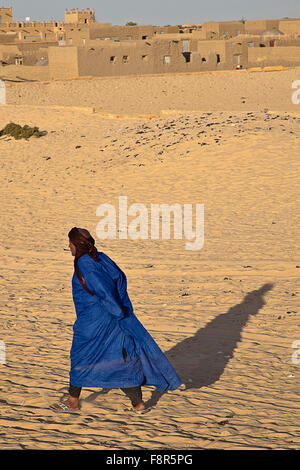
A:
4 65 300 113
0 68 300 449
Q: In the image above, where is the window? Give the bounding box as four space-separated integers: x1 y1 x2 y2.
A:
202 57 206 62
216 53 221 63
248 42 254 47
142 35 147 39
182 52 191 62
183 40 189 52
24 35 40 39
125 36 131 40
141 55 148 60
110 56 116 63
83 38 86 45
233 54 241 64
164 55 171 64
122 55 129 63
69 38 72 44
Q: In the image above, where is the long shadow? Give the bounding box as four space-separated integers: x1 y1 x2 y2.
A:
145 282 274 408
83 283 273 409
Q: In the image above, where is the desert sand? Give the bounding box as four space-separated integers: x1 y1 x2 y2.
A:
0 66 299 450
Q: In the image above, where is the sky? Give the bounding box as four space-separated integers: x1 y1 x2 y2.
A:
1 0 300 25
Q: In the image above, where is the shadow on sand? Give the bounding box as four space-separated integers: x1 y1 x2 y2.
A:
83 282 274 410
145 282 274 408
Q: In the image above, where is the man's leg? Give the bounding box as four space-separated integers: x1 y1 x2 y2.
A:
50 384 81 411
120 385 145 410
69 384 82 399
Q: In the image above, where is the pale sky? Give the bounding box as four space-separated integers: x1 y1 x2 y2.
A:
1 0 300 25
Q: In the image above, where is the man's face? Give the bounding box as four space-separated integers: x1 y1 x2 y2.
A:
69 240 76 256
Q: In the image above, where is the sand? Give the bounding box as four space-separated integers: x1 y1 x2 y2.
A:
3 65 300 114
0 66 300 450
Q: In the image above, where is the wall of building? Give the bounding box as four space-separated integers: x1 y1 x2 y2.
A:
244 19 279 35
152 33 199 53
198 21 246 40
278 20 300 36
48 46 79 79
65 8 95 24
0 32 17 43
248 46 300 67
14 43 53 65
0 63 49 80
0 7 13 25
218 21 246 38
225 41 249 68
0 44 18 62
0 42 55 65
197 22 220 40
90 25 153 41
0 22 61 43
16 27 58 42
194 39 249 69
151 39 204 74
77 41 154 76
63 24 179 46
196 39 226 61
197 18 300 41
275 38 300 47
48 38 231 80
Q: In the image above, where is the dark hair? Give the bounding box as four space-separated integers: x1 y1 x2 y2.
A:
68 227 98 262
68 227 98 296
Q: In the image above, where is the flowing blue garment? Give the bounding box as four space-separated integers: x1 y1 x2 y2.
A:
69 251 182 393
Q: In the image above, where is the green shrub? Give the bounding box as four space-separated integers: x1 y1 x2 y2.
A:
0 122 46 140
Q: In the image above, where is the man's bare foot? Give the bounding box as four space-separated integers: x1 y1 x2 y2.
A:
133 401 146 411
50 395 80 412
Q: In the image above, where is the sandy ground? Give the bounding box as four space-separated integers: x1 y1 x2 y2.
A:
0 67 300 450
3 65 300 113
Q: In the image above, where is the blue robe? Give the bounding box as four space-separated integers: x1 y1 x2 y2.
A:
70 251 182 393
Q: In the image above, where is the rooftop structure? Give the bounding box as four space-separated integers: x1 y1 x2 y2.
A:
65 8 95 24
